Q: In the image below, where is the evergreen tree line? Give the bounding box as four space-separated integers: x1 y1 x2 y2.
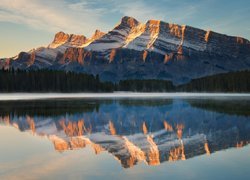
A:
178 70 250 92
118 79 175 92
0 69 113 92
0 69 249 92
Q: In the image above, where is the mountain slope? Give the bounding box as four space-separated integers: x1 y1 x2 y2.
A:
86 16 143 52
1 16 250 84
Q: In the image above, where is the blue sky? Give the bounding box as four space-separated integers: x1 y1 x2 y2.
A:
0 0 249 57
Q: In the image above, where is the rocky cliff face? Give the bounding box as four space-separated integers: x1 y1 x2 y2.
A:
1 16 250 84
49 31 88 49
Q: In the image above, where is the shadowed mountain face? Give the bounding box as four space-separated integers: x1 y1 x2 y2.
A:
1 16 250 84
1 98 250 168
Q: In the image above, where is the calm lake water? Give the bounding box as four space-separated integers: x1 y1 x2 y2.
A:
0 94 250 179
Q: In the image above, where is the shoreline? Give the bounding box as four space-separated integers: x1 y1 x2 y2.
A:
0 92 250 101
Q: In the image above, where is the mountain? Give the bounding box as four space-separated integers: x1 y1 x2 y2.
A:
1 16 250 84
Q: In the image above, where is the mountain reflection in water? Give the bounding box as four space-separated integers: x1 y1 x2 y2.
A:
0 98 250 168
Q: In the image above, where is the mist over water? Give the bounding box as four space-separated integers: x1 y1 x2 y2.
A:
0 92 250 101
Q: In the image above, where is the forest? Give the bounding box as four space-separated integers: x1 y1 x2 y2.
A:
0 69 249 92
178 70 250 92
0 69 113 92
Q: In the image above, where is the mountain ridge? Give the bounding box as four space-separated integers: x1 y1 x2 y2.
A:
1 16 250 84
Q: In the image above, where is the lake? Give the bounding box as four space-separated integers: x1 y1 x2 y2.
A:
0 93 250 179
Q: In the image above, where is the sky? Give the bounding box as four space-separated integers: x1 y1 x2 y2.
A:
0 0 249 58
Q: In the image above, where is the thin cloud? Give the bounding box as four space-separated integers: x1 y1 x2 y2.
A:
0 0 249 38
0 0 199 35
0 0 109 36
103 0 201 24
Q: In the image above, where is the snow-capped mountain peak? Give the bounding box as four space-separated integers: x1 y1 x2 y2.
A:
1 16 250 84
85 16 144 51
